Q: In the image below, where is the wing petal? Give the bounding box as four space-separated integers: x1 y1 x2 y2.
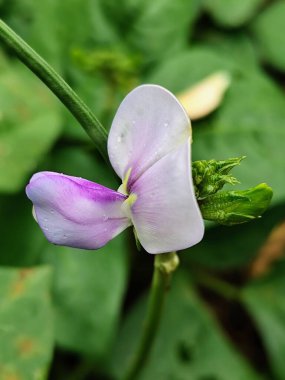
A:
26 172 131 249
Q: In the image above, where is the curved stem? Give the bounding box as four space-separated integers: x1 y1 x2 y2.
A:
0 19 108 161
122 252 179 380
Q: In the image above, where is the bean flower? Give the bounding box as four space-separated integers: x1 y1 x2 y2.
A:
26 85 204 254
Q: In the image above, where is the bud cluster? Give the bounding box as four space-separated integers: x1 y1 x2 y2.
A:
192 157 273 225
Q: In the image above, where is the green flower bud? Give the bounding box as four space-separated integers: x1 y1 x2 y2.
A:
192 156 245 199
199 183 273 226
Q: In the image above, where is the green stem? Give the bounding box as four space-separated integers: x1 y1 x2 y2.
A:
122 252 179 380
0 19 108 161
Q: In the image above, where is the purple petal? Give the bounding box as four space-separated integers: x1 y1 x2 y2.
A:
129 140 204 254
26 172 131 249
108 85 191 187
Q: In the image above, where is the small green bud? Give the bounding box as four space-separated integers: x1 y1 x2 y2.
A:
192 157 245 199
199 183 273 226
155 252 180 274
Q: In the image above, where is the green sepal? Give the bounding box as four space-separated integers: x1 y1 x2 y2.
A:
192 156 245 199
199 183 273 225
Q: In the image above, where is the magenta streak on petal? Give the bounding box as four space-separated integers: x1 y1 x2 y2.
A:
26 172 131 250
30 172 126 202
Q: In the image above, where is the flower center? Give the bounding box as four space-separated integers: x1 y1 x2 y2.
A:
118 167 137 218
122 192 137 219
118 167 132 195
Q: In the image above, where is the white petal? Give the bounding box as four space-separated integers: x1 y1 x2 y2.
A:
108 84 191 185
129 140 204 254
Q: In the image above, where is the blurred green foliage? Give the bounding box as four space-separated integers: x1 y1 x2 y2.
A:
0 52 61 192
0 266 53 380
0 0 285 379
243 261 285 380
111 273 262 380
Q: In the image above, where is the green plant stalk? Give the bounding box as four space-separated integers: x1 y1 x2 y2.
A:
0 19 108 161
122 252 179 380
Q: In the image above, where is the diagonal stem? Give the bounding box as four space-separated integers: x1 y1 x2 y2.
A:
122 252 179 380
0 19 108 161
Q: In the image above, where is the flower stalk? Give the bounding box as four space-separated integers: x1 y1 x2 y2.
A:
122 252 179 380
0 19 108 161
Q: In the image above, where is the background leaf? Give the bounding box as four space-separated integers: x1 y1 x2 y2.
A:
109 272 262 380
0 266 53 380
203 0 265 27
147 47 237 90
126 0 201 64
251 1 285 72
42 235 129 361
0 192 46 267
6 0 62 68
200 31 258 71
183 206 284 270
242 261 285 380
0 53 61 193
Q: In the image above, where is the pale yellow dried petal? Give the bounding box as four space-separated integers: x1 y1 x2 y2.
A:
177 71 231 120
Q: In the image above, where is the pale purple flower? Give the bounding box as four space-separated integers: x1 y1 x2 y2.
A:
26 85 204 254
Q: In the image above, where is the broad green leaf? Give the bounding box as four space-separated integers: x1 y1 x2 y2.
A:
5 0 62 68
109 272 261 380
42 234 129 360
0 266 53 380
126 0 201 63
0 53 61 193
147 47 238 92
0 192 46 267
203 0 265 27
252 2 285 72
242 261 285 380
40 147 129 359
183 205 284 269
200 31 258 71
57 0 119 50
